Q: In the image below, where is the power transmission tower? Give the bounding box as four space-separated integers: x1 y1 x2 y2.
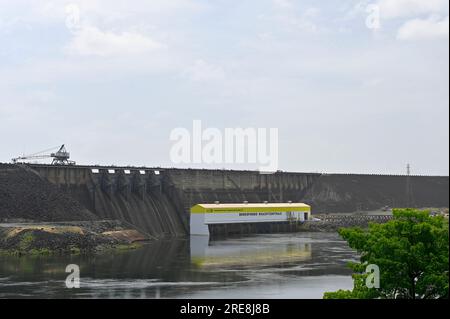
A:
405 163 414 207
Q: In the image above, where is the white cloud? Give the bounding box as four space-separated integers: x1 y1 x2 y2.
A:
362 77 383 88
377 0 448 19
0 0 203 23
304 7 320 19
65 25 164 57
273 0 292 9
183 59 225 82
260 7 321 33
397 16 449 40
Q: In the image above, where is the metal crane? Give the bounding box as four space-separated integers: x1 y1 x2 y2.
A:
12 145 76 165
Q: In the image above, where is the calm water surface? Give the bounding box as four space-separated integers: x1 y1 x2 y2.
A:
0 232 357 299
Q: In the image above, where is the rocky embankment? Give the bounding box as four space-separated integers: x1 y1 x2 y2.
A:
0 164 140 255
299 214 393 232
0 220 146 255
0 164 96 222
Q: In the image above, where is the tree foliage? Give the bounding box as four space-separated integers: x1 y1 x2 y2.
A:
324 209 449 299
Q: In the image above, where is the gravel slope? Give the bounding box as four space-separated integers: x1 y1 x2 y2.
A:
0 164 97 221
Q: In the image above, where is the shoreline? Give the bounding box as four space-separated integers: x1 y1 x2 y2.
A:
0 220 147 256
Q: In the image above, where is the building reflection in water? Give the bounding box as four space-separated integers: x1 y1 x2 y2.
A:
190 235 312 269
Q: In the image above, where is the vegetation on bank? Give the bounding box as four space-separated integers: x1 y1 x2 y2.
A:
324 209 449 299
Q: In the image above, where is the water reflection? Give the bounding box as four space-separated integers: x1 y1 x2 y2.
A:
0 232 357 299
191 236 312 269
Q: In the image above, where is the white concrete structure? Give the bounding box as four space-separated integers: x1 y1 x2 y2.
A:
190 203 311 236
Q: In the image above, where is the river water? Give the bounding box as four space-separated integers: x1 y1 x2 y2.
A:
0 232 357 299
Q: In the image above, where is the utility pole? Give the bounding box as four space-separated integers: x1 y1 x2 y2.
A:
406 163 414 208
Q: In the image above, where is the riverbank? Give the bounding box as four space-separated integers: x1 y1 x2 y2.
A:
0 220 146 256
298 214 393 232
300 208 448 232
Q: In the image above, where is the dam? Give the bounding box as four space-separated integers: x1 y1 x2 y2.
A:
0 163 448 238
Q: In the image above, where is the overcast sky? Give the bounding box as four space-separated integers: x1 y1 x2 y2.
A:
0 0 448 175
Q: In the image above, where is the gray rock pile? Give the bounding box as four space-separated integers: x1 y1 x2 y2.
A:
0 164 97 221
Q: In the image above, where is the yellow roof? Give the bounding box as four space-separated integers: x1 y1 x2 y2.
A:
195 203 310 209
191 202 310 213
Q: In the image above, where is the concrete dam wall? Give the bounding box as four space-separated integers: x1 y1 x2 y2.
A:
162 169 449 215
26 165 187 238
163 169 320 211
302 174 449 213
1 164 448 238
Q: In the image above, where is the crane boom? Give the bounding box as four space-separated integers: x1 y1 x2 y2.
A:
12 144 76 165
